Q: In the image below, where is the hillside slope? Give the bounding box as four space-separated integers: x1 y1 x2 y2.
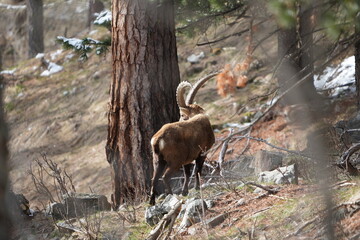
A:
2 4 360 239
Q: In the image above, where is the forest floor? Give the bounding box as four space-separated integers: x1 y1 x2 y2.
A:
2 12 360 240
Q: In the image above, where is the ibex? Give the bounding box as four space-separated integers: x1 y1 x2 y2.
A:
149 72 218 205
177 72 219 120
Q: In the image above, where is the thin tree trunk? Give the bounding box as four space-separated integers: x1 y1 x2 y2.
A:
107 0 180 208
26 0 44 58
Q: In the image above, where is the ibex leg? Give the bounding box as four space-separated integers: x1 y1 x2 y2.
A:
194 155 206 190
182 164 192 196
162 167 176 195
149 158 166 205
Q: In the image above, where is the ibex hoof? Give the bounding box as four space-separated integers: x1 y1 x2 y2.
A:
181 189 189 196
149 197 156 206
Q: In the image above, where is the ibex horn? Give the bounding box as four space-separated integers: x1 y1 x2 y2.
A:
185 71 221 105
176 81 192 108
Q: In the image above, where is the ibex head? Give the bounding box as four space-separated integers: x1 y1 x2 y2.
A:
176 72 219 121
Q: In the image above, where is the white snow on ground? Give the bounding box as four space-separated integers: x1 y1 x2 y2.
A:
35 53 45 59
0 3 25 9
65 53 75 61
94 10 111 25
314 56 355 97
187 52 205 63
40 62 63 77
51 49 63 60
0 69 16 75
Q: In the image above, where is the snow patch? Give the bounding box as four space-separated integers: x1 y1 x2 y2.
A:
40 62 63 77
0 69 16 75
187 52 205 63
94 10 111 25
57 36 101 49
0 3 26 9
314 56 355 97
89 29 98 36
50 49 63 60
35 53 45 59
65 53 75 61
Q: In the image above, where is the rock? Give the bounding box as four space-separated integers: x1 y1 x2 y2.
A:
222 155 255 178
252 150 284 175
204 212 229 228
179 198 208 228
63 192 111 218
46 202 67 220
187 227 197 235
335 114 360 145
47 193 111 220
235 198 245 207
145 194 181 226
258 164 298 184
6 191 31 217
186 52 205 64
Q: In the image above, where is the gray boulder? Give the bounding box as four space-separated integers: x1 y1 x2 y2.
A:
46 192 111 220
46 202 67 220
145 194 181 226
179 198 208 228
63 192 111 218
258 164 298 184
252 150 284 174
222 155 255 178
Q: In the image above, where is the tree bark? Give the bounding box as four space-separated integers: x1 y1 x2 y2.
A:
26 0 44 58
355 13 360 110
107 0 180 208
277 25 301 105
0 75 10 239
298 2 321 104
277 2 320 106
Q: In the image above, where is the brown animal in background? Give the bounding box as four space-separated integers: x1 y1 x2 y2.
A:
149 73 217 205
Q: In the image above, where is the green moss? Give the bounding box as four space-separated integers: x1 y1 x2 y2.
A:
15 84 25 94
5 102 16 112
127 222 152 240
334 178 360 203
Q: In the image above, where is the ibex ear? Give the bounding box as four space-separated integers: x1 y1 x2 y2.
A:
179 107 188 114
179 107 189 120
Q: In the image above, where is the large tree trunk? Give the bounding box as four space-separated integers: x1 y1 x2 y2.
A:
107 0 180 208
298 2 320 104
26 0 44 58
0 75 10 239
277 2 320 105
277 25 301 105
356 14 360 110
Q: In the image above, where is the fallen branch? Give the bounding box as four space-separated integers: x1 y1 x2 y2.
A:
146 201 183 240
336 143 360 176
244 181 279 195
218 128 234 176
286 216 318 238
